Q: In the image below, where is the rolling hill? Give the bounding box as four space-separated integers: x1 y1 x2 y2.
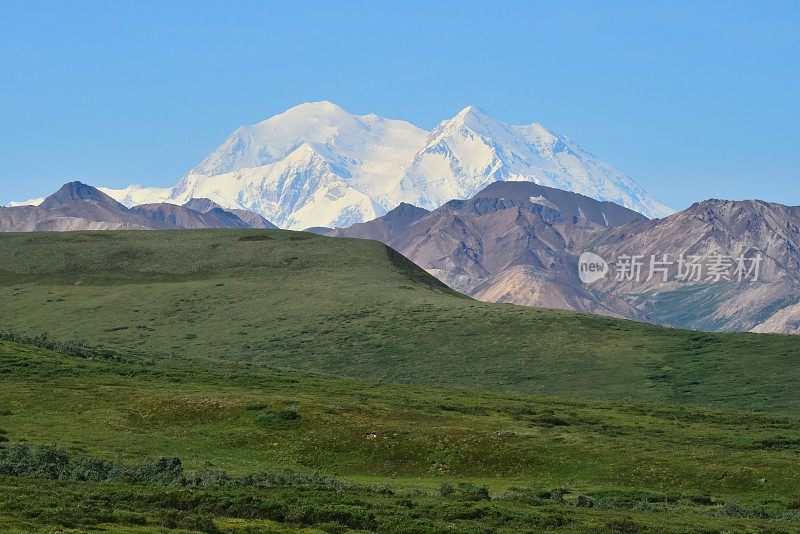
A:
0 229 797 413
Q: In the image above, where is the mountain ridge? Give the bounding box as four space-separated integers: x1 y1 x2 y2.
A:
40 181 128 211
0 182 277 232
331 181 651 320
44 101 672 229
330 181 800 334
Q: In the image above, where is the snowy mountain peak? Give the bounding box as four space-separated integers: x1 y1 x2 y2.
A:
442 105 507 136
190 101 426 180
93 101 672 229
453 105 486 120
283 100 346 115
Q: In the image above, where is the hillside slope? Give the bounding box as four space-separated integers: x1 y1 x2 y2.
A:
0 229 797 412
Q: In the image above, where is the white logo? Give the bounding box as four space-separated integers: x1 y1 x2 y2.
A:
578 252 609 284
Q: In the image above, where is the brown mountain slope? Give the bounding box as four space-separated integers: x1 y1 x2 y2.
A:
0 182 172 231
332 183 800 334
0 204 163 231
328 203 429 241
590 199 800 333
131 203 249 229
183 198 278 229
0 183 278 232
334 181 651 320
39 181 128 211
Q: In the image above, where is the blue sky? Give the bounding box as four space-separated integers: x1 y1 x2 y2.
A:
1 0 798 209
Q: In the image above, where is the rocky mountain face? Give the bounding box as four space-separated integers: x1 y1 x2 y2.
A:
331 181 652 320
183 198 277 229
130 203 250 230
330 182 800 334
39 181 127 211
329 203 429 242
590 199 800 333
0 183 163 231
0 183 276 232
77 101 671 229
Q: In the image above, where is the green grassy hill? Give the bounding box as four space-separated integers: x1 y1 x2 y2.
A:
0 229 797 413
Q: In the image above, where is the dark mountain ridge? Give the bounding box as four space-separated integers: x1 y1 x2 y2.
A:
0 183 277 232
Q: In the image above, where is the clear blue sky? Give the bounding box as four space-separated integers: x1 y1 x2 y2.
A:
1 0 798 209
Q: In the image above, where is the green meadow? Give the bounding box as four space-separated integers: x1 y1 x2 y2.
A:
0 229 798 532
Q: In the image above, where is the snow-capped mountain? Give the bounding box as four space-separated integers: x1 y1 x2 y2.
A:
394 106 672 219
93 101 672 228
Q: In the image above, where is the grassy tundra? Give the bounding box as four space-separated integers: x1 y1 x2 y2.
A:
0 229 798 532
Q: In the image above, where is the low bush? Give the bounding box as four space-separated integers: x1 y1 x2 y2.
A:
439 483 455 497
0 442 183 484
0 331 121 361
438 482 489 501
255 407 301 428
162 510 221 533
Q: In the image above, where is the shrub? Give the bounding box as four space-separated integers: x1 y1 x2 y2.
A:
721 501 746 517
162 510 221 533
439 483 455 497
188 469 233 487
438 483 490 501
608 520 642 533
576 494 594 508
255 408 301 428
71 456 112 481
0 443 70 479
287 503 377 530
0 330 121 361
494 490 543 504
689 494 714 505
111 456 184 485
0 442 185 485
113 510 148 526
